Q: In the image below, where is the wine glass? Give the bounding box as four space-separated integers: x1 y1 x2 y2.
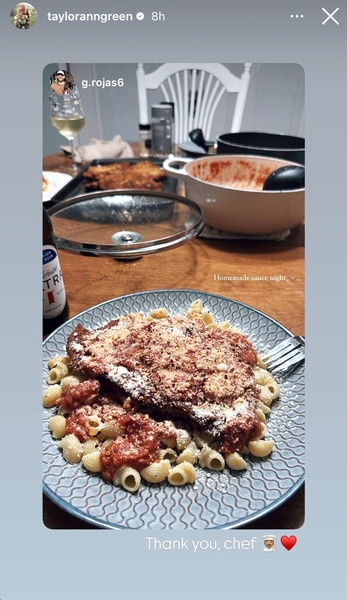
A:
49 86 85 172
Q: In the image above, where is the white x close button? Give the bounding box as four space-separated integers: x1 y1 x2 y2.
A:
322 7 340 25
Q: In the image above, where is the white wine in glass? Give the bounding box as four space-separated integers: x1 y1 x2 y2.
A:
50 86 85 172
50 116 85 140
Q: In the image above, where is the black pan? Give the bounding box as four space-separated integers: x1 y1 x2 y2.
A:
217 132 305 164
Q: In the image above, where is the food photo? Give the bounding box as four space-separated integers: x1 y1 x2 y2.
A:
42 62 305 529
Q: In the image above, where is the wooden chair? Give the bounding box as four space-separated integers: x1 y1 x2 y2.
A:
136 63 252 144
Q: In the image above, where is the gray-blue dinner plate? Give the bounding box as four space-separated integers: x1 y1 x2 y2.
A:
43 289 304 530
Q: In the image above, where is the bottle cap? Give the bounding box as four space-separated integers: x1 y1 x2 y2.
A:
151 104 173 119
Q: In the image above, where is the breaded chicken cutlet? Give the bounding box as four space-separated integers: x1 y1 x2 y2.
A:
66 312 263 454
83 160 165 191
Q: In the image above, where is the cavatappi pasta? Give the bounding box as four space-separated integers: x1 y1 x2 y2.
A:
43 300 280 493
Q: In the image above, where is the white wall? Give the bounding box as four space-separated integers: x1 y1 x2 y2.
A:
241 63 304 136
43 63 304 155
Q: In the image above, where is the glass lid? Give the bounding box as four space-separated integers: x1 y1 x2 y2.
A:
48 190 204 258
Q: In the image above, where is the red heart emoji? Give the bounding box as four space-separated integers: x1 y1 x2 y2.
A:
281 535 297 550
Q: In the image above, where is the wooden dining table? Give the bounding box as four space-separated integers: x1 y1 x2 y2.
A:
43 151 305 530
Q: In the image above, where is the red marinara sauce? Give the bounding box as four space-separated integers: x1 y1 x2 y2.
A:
100 413 163 481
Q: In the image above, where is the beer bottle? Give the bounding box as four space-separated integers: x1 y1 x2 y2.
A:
43 206 69 335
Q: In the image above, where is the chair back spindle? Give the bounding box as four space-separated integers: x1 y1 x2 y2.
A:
136 63 252 144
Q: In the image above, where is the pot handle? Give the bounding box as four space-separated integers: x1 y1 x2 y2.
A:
162 156 192 181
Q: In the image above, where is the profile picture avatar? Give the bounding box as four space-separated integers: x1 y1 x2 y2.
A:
50 69 76 95
11 3 37 30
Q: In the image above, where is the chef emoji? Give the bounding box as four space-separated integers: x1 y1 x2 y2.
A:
263 534 276 551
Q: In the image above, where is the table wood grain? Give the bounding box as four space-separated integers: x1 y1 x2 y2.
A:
43 153 305 530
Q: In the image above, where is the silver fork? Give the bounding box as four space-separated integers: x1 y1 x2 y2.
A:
260 335 305 376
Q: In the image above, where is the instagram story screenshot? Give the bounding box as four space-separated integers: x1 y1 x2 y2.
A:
1 1 346 599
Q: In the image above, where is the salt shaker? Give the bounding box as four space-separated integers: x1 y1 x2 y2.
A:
151 104 173 156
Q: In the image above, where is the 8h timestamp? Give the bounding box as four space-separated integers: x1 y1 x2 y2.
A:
152 11 166 21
